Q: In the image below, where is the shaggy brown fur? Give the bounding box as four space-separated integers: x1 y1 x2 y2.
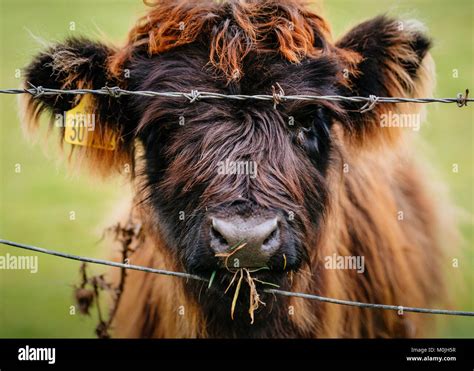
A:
20 0 455 338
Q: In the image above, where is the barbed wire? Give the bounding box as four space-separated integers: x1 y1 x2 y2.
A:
0 84 471 111
1 83 473 318
1 238 473 317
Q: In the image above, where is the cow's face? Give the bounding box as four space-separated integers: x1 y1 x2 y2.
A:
22 0 432 324
131 46 342 287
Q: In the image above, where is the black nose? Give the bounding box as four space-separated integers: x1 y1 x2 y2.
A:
210 216 280 268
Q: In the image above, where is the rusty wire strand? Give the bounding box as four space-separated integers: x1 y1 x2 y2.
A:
0 85 471 109
1 238 473 317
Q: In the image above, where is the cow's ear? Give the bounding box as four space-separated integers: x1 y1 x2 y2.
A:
335 16 435 145
20 37 135 177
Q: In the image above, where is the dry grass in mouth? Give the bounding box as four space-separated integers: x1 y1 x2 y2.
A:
213 241 280 324
214 240 247 268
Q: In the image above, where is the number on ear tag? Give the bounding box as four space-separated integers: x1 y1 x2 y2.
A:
64 95 116 151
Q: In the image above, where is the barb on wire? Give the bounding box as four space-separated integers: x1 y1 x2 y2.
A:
1 85 472 108
359 94 380 113
24 82 45 98
457 89 470 107
271 82 285 108
1 238 473 317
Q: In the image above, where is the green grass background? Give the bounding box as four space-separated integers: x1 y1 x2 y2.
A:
0 0 472 337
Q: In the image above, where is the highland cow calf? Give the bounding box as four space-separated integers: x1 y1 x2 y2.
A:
21 0 453 338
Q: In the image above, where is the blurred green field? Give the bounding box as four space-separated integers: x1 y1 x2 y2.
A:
0 0 472 338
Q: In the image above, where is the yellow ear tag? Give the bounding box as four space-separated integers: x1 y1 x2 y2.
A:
64 94 116 151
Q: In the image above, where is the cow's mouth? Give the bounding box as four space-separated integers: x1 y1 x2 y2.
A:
211 240 287 285
191 239 295 287
203 265 285 323
194 240 289 322
184 236 297 323
183 213 300 323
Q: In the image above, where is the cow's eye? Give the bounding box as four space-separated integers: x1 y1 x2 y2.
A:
296 125 314 146
293 107 330 153
296 122 319 154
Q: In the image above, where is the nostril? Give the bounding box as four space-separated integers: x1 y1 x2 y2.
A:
262 228 278 247
210 225 228 246
261 224 280 252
